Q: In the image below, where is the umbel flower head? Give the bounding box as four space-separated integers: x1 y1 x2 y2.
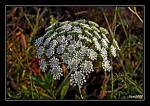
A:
34 19 120 88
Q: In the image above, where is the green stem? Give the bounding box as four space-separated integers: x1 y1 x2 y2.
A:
29 71 34 99
63 69 73 82
33 82 41 99
100 8 114 38
78 82 83 99
117 9 128 38
110 70 114 99
112 7 117 32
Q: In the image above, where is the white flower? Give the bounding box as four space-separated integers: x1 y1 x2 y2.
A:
43 30 53 38
50 40 58 48
59 30 66 35
45 23 56 30
93 31 101 39
88 21 99 27
80 60 94 75
56 45 65 54
69 28 82 34
101 33 110 43
46 47 54 58
67 44 76 53
66 35 73 41
37 46 44 58
80 23 92 30
91 26 100 32
50 66 63 80
70 40 76 45
61 53 72 64
76 19 87 23
84 37 92 43
44 37 51 47
78 34 92 43
110 45 117 57
59 21 71 26
34 19 120 88
86 49 98 60
100 27 109 34
56 36 66 45
93 37 101 51
101 47 108 60
73 26 82 34
70 71 86 88
102 60 112 72
39 59 47 72
113 38 120 51
71 21 79 26
51 32 58 38
79 45 89 57
34 37 44 47
61 24 72 31
67 58 80 72
73 51 84 61
78 34 83 39
49 57 60 68
101 38 108 48
76 40 83 48
84 30 92 37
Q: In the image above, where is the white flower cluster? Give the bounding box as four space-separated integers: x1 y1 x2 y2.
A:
34 19 120 88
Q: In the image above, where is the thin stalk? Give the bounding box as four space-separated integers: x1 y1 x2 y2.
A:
128 27 131 67
112 7 117 32
117 8 128 38
109 56 114 99
78 82 83 99
127 7 143 23
110 69 114 99
118 54 126 73
133 60 143 73
100 8 114 38
103 71 107 92
33 82 41 99
9 48 26 70
63 69 73 82
29 72 34 99
113 23 121 37
24 14 34 30
25 47 35 99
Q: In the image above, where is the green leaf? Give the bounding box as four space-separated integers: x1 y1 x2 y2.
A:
39 91 50 98
60 82 70 99
22 84 28 90
55 77 70 96
50 15 58 25
134 87 143 95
